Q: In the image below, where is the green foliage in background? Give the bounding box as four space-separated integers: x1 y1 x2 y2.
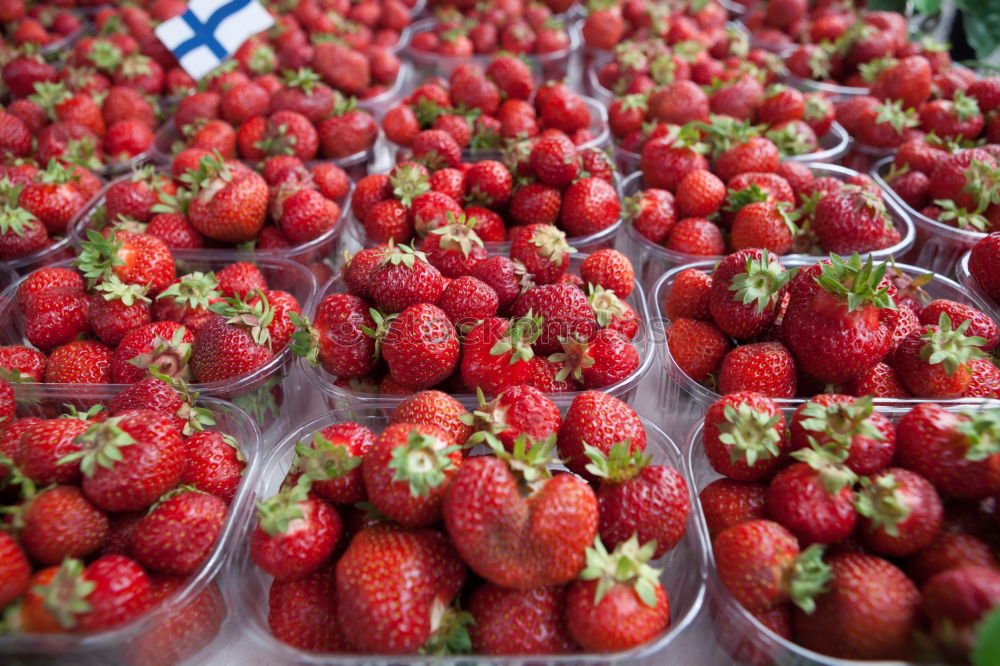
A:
869 0 1000 59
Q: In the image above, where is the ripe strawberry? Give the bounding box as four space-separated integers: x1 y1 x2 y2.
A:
76 229 176 296
509 182 562 227
783 255 897 384
560 177 620 237
509 223 571 284
17 164 86 237
419 215 487 278
704 391 788 481
15 418 91 486
718 341 798 397
390 391 471 448
921 565 1000 658
410 129 462 170
380 303 460 390
766 449 858 546
111 322 194 384
0 346 46 382
467 384 560 452
486 55 534 100
665 217 726 255
181 154 268 243
181 430 245 502
437 275 500 328
250 478 341 581
844 361 911 398
460 316 543 395
730 201 795 254
86 276 152 346
793 553 920 660
557 391 646 482
368 244 445 313
444 434 597 588
291 293 377 380
666 318 730 383
664 268 711 321
44 339 113 384
189 294 276 383
855 467 943 558
530 133 579 189
709 249 793 340
675 169 725 219
920 300 999 351
640 130 709 191
276 187 340 243
468 583 575 655
66 410 186 512
336 523 466 653
566 536 670 652
579 249 633 298
699 479 768 541
19 485 108 566
788 394 894 475
131 488 227 575
23 286 90 352
892 312 987 398
0 532 30 609
290 421 374 506
714 519 829 613
550 329 638 389
268 564 349 652
510 282 597 355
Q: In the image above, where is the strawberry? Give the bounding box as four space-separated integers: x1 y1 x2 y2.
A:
586 441 689 558
291 293 377 380
549 329 638 389
44 339 113 384
390 391 471 448
718 341 798 397
112 322 194 384
665 216 726 255
565 536 670 652
86 276 152 346
216 262 266 298
467 384 561 452
276 187 340 243
131 488 227 575
812 186 897 254
66 410 186 512
766 448 858 546
713 519 829 613
895 404 1000 501
288 421 373 506
76 229 176 296
921 565 1000 659
699 479 767 541
509 223 571 285
666 318 730 383
17 162 86 236
460 316 542 395
419 215 487 278
730 201 795 254
855 468 943 558
181 430 245 502
560 177 620 237
557 391 646 482
510 281 597 356
793 553 920 660
530 133 579 189
437 275 500 328
920 300 999 351
19 485 108 566
153 272 223 331
23 286 90 352
844 361 910 398
486 55 534 100
675 169 725 219
124 577 226 666
190 293 276 383
0 346 46 382
410 129 462 170
380 303 460 390
704 391 788 481
15 418 91 486
250 477 341 581
892 312 987 398
336 523 466 653
579 249 633 298
468 583 576 655
368 244 446 314
709 249 793 340
471 256 532 314
509 182 562 227
444 434 597 588
640 128 709 191
664 268 712 321
0 532 30 609
788 395 894 475
782 255 897 384
268 564 349 652
181 153 268 243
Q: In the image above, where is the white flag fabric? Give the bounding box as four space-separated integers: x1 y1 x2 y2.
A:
155 0 274 80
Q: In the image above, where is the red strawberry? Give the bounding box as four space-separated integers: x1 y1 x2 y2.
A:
23 286 90 352
131 488 227 575
189 294 276 383
766 449 858 546
919 299 999 351
788 394 895 475
44 339 113 384
549 329 638 389
699 479 767 541
664 268 712 320
557 391 646 482
509 223 571 284
0 532 30 609
15 418 91 486
665 217 725 255
292 422 374 505
468 583 576 655
437 275 500 328
182 154 268 243
511 282 597 355
718 341 798 397
530 133 579 189
419 215 487 278
704 391 788 481
579 249 633 298
709 249 793 341
467 384 560 452
291 293 377 380
76 229 176 296
856 467 943 558
379 303 459 390
921 565 1000 658
368 244 445 313
509 182 561 227
560 177 620 237
460 316 543 395
20 485 108 565
182 430 246 502
892 312 987 398
268 564 349 652
666 318 730 383
87 276 152 345
111 321 194 384
390 391 471 448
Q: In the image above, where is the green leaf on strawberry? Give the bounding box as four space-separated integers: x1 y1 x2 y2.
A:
76 228 126 287
728 249 796 314
257 475 311 536
32 558 95 630
295 432 363 482
59 418 137 477
815 253 897 313
919 312 988 377
584 440 650 483
718 401 784 468
788 544 831 614
956 408 1000 462
388 428 461 497
854 473 910 537
579 535 663 608
209 289 275 348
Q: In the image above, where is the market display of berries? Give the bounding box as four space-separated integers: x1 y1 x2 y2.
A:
0 376 249 657
1 0 1000 662
0 235 304 386
701 394 1000 662
628 152 903 257
293 241 641 395
663 252 1000 399
384 57 601 151
251 389 691 655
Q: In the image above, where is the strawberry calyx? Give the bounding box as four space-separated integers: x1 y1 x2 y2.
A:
805 44 833 80
814 253 897 312
59 404 105 421
127 325 193 381
724 25 751 58
360 308 395 360
281 67 321 93
94 274 150 306
649 54 678 86
959 159 1000 212
464 387 510 449
255 120 299 157
209 290 275 349
787 543 831 614
698 116 759 157
718 401 783 468
108 213 148 235
149 371 217 434
146 483 206 514
421 604 474 656
934 199 990 231
490 313 542 363
60 417 137 477
579 535 663 608
803 95 831 124
36 159 78 185
490 432 558 493
549 334 594 382
956 409 1000 462
0 203 38 238
34 558 94 630
0 452 36 500
766 123 815 157
76 229 126 287
86 41 123 71
723 183 771 213
791 446 858 495
858 56 898 84
248 43 277 75
294 431 362 482
854 473 910 537
584 440 650 483
179 150 232 195
728 249 796 313
156 271 222 311
951 90 981 122
377 242 430 268
873 99 919 134
918 312 987 376
797 395 885 456
64 136 104 171
388 428 460 497
389 163 431 208
588 284 629 328
619 92 649 113
288 311 321 365
431 212 484 258
28 81 72 122
120 54 153 78
528 224 574 265
257 474 311 536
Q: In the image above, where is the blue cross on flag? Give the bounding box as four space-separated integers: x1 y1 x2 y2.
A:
155 0 274 80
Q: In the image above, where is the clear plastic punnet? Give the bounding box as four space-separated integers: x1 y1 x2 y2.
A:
956 249 1000 323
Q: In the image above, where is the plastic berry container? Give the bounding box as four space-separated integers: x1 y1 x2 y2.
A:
0 250 318 434
647 256 997 443
782 72 869 98
0 179 105 286
871 156 988 275
956 249 1000 323
70 168 353 285
684 400 999 666
0 383 261 666
619 162 915 288
222 406 708 665
356 61 414 121
297 252 655 410
403 17 581 83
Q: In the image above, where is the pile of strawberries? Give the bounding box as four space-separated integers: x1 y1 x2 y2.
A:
252 388 691 655
383 56 599 151
0 234 303 387
581 0 731 53
295 238 641 395
3 3 85 50
0 376 246 660
629 137 902 256
701 392 1000 662
664 251 1000 399
409 5 575 58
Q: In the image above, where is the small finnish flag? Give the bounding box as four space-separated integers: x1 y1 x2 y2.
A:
155 0 274 80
